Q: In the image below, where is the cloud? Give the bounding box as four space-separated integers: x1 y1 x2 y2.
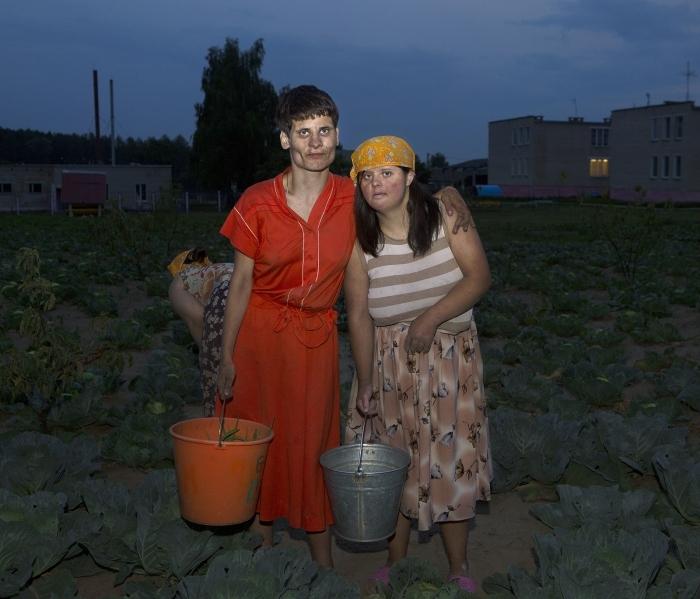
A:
529 0 700 45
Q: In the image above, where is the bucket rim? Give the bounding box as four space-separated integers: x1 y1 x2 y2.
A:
169 417 274 447
320 443 410 474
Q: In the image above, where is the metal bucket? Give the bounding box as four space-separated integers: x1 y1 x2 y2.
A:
320 442 410 542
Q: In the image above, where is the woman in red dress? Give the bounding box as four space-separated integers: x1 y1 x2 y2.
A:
217 86 354 566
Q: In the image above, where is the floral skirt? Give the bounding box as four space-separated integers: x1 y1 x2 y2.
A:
344 321 492 530
199 278 229 416
179 263 233 416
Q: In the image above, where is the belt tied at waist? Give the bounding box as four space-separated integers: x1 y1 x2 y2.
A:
249 294 337 349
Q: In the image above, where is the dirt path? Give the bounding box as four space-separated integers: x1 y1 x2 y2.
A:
274 491 545 597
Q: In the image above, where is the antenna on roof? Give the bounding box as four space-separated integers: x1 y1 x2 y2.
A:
645 92 650 106
682 61 696 101
571 98 578 117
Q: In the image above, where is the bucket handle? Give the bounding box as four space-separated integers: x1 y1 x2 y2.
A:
356 414 369 476
217 393 228 447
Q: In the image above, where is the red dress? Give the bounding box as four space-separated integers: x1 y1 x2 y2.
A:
219 170 355 532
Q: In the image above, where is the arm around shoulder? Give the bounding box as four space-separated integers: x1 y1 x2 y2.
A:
443 204 491 300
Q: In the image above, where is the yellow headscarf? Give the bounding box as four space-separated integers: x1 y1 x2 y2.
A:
349 135 416 183
167 248 211 277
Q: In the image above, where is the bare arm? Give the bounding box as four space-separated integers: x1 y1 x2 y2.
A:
343 243 376 415
216 250 255 400
434 186 473 234
404 205 491 354
168 277 205 346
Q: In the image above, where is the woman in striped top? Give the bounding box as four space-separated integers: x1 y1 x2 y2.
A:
343 136 492 592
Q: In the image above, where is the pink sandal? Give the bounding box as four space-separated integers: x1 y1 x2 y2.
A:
369 565 391 585
448 575 478 593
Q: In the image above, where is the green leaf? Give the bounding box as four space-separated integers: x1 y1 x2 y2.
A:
653 447 700 525
595 412 686 474
0 522 34 597
17 568 77 599
530 485 657 531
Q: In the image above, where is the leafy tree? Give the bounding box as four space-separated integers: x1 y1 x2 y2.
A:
0 127 192 185
191 38 278 193
428 152 448 168
414 155 431 184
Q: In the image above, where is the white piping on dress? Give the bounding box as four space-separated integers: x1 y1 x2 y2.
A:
300 177 334 308
234 206 258 241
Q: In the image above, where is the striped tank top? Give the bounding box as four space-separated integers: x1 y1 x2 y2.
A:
362 225 472 334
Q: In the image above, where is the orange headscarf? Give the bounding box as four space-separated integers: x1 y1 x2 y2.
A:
349 135 416 183
167 248 211 277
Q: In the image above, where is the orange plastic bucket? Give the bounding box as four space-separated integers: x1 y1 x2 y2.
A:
169 417 274 526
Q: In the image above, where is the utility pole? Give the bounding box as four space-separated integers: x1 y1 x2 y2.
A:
683 61 696 101
110 79 116 165
92 69 101 163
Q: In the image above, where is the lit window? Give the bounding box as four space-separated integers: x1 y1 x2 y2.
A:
674 155 682 178
28 182 42 193
0 183 11 194
650 156 658 178
675 116 683 139
589 158 609 178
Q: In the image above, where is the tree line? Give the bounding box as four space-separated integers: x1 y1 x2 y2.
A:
1 38 441 192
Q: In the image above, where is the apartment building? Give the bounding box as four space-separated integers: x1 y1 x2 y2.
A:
488 100 699 203
488 115 611 199
609 101 699 202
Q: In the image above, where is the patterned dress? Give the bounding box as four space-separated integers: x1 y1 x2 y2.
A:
180 263 234 415
219 170 355 532
345 226 492 531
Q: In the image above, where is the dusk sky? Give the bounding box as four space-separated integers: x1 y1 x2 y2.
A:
3 0 699 163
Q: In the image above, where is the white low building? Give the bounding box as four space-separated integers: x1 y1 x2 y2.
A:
0 163 172 213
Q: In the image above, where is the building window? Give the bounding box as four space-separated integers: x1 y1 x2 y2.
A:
511 126 530 146
589 158 609 178
591 128 610 147
674 155 682 179
519 127 530 145
663 156 670 178
510 156 529 177
675 116 684 139
651 118 660 141
664 116 672 139
650 156 658 178
28 182 43 193
136 183 146 200
0 183 11 194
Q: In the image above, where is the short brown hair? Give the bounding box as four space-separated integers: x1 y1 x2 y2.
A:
275 85 339 134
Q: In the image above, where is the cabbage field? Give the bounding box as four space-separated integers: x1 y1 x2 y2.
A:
0 202 698 598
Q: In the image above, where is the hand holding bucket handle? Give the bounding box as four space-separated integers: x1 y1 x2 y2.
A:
217 359 236 401
355 415 370 476
356 381 378 416
217 392 228 446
